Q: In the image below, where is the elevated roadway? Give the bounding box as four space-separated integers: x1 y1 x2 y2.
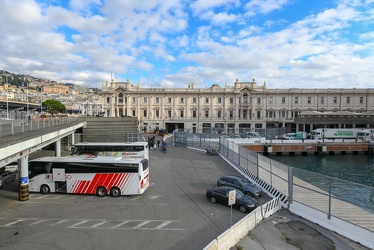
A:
0 121 84 169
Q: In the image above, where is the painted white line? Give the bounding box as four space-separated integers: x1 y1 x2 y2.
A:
68 220 91 228
28 219 48 226
50 219 70 226
3 219 28 226
133 221 151 229
90 220 108 228
111 220 130 229
147 195 161 200
154 220 174 229
19 201 62 204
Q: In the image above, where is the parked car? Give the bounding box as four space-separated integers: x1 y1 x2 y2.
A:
0 171 16 189
206 186 258 213
217 175 263 198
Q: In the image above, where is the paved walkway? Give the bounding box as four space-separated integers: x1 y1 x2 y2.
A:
232 209 370 250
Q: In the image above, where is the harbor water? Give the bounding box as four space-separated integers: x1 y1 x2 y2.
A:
268 153 374 212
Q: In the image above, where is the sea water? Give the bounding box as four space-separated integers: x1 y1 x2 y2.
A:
268 153 374 212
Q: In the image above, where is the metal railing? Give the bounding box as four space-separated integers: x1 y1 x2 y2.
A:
219 137 374 224
0 116 79 138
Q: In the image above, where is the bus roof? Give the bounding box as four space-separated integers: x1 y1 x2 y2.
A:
72 142 148 146
30 155 146 164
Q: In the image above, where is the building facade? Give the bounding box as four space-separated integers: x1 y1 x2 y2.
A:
100 78 374 134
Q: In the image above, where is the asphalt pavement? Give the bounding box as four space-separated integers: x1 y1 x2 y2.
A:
1 134 372 250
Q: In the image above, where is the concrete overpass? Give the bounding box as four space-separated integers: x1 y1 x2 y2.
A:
0 120 85 199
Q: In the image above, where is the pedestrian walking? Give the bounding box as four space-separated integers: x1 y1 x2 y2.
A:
157 140 160 147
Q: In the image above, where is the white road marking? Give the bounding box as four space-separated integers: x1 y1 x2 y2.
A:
28 219 48 226
0 218 184 231
111 220 130 229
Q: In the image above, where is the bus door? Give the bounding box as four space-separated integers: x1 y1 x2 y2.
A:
53 168 67 193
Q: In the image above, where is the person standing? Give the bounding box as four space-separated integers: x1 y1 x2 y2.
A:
157 140 160 147
162 140 166 153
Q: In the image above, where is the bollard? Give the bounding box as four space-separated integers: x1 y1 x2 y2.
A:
19 183 29 201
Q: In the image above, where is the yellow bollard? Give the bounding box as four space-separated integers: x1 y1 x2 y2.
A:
19 184 29 201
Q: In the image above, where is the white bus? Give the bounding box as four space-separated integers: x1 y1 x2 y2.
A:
71 142 149 160
28 156 149 197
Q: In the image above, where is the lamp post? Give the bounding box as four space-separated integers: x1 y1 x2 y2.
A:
6 75 9 120
24 82 29 119
40 86 43 115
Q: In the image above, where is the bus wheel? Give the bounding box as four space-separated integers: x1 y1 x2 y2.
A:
96 186 107 197
40 184 50 194
110 187 121 197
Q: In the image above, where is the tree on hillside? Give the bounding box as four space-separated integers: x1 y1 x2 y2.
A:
42 99 66 114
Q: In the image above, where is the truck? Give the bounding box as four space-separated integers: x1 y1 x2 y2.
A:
310 128 363 140
283 132 307 140
356 129 374 142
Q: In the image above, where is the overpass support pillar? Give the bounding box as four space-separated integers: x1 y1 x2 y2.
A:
55 139 61 157
19 155 29 201
71 132 75 147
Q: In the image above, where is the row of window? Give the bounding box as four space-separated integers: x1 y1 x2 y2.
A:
130 109 287 119
110 94 366 105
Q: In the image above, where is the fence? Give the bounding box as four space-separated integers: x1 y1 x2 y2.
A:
173 130 374 248
0 116 79 137
219 137 374 249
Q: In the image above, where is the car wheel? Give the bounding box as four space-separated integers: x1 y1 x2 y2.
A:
110 187 121 197
210 196 217 204
40 184 50 194
239 205 247 213
96 186 107 197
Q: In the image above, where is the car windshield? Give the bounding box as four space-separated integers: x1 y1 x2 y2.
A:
234 189 245 199
240 178 251 186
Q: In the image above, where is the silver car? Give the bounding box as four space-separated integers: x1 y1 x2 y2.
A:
0 171 16 188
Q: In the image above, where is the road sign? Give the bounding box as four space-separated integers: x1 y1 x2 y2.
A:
228 190 236 206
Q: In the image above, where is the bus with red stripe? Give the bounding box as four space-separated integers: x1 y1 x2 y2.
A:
71 142 149 160
28 156 149 197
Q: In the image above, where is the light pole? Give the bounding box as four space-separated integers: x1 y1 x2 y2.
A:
24 82 29 119
40 86 43 115
6 75 9 120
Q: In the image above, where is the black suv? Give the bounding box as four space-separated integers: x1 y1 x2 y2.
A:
217 175 263 198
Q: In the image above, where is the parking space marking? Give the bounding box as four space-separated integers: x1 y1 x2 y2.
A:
147 195 161 200
0 218 184 231
111 220 130 229
28 219 48 226
68 219 91 228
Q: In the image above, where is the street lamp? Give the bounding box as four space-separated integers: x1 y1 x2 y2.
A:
40 86 43 115
24 82 29 120
6 75 9 120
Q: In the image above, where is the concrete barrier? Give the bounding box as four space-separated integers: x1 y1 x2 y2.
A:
203 198 281 250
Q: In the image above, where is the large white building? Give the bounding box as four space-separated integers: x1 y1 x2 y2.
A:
100 78 374 134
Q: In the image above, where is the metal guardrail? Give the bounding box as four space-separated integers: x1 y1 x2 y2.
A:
0 116 79 138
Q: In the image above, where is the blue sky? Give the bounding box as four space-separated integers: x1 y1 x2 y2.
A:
0 0 373 89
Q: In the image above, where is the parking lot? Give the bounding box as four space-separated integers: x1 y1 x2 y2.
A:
0 141 271 250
